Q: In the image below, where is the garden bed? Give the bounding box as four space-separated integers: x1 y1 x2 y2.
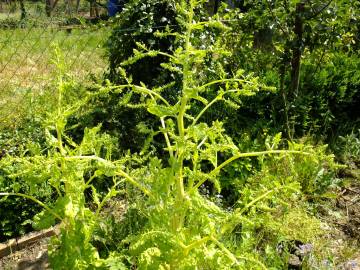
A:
0 226 58 270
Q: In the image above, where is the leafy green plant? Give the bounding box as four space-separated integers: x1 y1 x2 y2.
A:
93 1 316 268
107 0 178 87
213 1 360 140
0 1 342 269
0 96 50 241
0 50 125 268
340 130 360 162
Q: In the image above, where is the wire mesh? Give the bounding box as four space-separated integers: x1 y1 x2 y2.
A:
0 0 111 127
0 0 242 128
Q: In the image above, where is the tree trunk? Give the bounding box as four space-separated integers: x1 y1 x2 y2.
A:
90 0 95 17
75 0 80 13
45 0 52 16
213 0 220 14
279 49 293 139
290 2 305 98
19 0 26 20
65 0 72 16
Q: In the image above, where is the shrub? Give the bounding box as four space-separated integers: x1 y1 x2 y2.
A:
0 1 344 269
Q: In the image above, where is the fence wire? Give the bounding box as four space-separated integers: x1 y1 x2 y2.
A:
0 0 113 127
0 0 242 128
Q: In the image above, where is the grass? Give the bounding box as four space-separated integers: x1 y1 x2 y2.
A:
0 0 110 129
0 23 110 128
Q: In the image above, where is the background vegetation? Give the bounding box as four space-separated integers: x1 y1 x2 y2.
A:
0 0 359 269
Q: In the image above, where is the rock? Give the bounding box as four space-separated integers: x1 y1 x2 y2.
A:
288 254 301 267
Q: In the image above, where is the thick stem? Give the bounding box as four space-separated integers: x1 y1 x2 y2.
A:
172 0 196 232
19 0 26 20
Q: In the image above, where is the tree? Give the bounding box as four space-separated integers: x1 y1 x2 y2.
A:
217 0 359 138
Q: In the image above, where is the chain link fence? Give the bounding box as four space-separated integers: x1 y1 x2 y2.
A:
0 0 112 127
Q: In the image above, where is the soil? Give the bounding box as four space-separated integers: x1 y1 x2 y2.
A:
0 198 126 269
337 186 360 241
324 169 360 270
0 237 49 270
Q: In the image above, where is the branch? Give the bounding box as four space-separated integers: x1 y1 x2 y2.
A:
211 236 267 269
192 95 221 125
95 179 124 217
161 117 174 158
65 155 154 198
0 192 63 221
237 189 275 215
197 78 253 90
191 150 308 191
192 80 257 125
305 0 333 20
266 1 288 37
155 51 177 61
210 236 239 265
115 170 154 199
237 185 298 216
182 236 212 255
107 84 170 107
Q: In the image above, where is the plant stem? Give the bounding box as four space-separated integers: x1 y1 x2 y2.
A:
183 236 211 255
210 236 238 265
237 189 275 215
115 171 154 199
198 78 252 90
95 179 123 217
193 88 252 125
172 0 196 232
133 85 170 106
193 95 221 125
161 117 174 158
191 150 308 191
110 84 170 106
0 192 63 221
65 155 154 198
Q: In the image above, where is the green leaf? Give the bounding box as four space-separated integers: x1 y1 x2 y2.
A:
147 103 179 118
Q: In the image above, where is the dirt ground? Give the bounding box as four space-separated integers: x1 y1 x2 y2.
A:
0 237 49 270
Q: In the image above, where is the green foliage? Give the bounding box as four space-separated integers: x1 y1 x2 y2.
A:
107 0 178 87
91 1 334 268
0 51 123 267
0 1 348 269
0 107 49 241
300 52 360 136
335 129 360 167
215 0 360 140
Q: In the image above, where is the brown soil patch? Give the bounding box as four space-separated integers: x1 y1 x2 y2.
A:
0 238 49 270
